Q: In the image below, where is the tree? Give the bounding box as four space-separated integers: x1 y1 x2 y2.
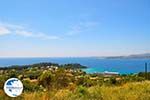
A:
54 68 71 89
38 71 54 90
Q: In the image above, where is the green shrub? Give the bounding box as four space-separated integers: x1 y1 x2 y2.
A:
23 80 42 92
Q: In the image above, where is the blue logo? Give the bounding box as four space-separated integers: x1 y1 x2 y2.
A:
4 78 23 97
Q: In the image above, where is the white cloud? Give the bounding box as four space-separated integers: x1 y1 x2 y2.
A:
15 30 34 37
35 33 59 40
0 22 24 30
67 25 82 35
0 21 97 40
66 21 98 36
0 26 11 36
15 30 59 40
0 22 60 40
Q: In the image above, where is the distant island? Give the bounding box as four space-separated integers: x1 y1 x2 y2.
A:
105 53 150 59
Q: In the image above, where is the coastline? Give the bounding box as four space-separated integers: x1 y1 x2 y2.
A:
0 57 149 74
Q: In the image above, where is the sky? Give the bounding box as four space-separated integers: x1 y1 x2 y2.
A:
0 0 150 57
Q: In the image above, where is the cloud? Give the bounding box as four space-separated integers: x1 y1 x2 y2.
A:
0 21 97 40
0 22 59 40
15 30 34 37
0 26 11 36
35 33 59 40
15 30 59 40
66 21 98 36
66 25 82 36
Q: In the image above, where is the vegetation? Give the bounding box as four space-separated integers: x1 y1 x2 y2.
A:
0 62 150 100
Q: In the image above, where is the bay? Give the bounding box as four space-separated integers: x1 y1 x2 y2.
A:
0 57 150 74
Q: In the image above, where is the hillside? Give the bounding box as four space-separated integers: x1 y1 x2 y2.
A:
0 81 150 100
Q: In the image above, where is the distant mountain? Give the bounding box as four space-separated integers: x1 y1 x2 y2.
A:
105 53 150 59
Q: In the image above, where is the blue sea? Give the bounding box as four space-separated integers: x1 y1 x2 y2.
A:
0 57 150 74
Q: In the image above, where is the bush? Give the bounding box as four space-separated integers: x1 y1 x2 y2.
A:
38 71 54 90
23 80 42 92
76 86 89 97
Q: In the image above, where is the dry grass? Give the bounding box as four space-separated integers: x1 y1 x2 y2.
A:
0 81 150 100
